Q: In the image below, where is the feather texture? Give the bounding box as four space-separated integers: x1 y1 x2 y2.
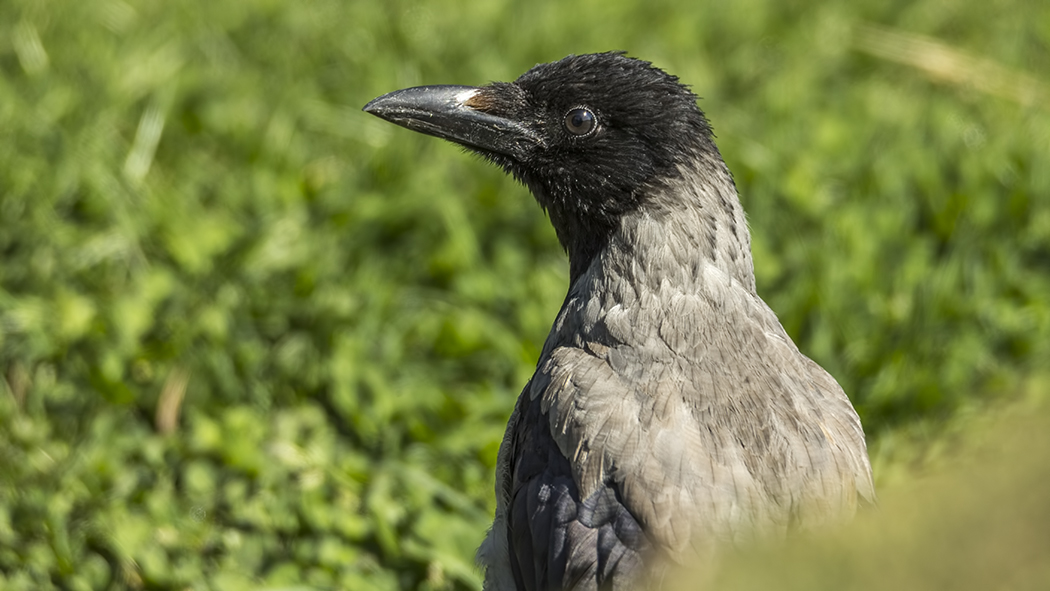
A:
481 165 873 589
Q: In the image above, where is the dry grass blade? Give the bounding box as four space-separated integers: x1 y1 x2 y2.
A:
155 366 189 435
854 23 1050 108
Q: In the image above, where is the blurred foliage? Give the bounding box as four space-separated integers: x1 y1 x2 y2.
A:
688 381 1050 590
0 0 1047 589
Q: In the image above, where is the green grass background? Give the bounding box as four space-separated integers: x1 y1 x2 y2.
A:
1 0 1047 589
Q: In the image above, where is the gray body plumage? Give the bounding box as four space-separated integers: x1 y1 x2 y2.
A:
364 53 874 591
479 163 873 590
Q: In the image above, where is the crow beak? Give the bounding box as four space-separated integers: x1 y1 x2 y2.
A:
363 85 540 160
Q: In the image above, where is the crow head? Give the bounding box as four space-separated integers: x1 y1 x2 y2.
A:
364 52 733 279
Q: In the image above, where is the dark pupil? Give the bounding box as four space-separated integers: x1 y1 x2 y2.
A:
565 108 595 135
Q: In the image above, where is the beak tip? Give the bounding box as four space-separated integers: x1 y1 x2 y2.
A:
361 96 384 116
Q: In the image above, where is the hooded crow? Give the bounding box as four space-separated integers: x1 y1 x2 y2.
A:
364 52 874 591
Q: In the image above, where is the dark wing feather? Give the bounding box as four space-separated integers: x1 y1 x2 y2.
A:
505 380 652 591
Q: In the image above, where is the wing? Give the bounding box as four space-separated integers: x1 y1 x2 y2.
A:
488 257 874 589
524 278 874 568
501 385 653 591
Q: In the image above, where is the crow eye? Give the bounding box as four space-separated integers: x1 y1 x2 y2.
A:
564 108 596 136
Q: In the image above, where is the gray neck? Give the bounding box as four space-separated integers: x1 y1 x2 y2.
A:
547 162 756 353
615 161 754 295
580 159 754 294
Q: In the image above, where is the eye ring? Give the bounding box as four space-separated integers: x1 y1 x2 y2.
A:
563 107 597 137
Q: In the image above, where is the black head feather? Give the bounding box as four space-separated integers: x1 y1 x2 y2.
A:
364 52 732 279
